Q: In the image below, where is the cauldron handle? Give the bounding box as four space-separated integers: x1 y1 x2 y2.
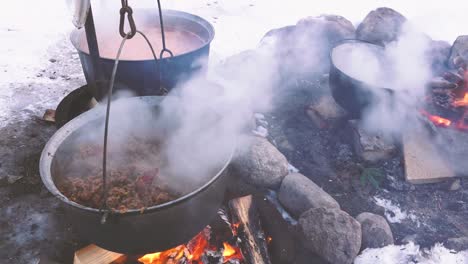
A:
100 30 160 220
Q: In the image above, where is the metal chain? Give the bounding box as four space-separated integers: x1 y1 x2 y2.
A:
100 30 160 218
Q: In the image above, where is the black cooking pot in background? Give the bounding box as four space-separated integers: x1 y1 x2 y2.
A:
329 39 395 119
71 9 215 101
39 96 233 254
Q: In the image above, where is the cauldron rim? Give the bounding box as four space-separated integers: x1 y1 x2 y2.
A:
39 96 233 216
70 9 215 62
330 39 394 91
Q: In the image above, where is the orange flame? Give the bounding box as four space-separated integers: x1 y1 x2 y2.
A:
223 242 236 257
222 242 243 263
138 245 186 264
420 110 452 127
453 92 468 107
187 232 209 261
138 227 243 264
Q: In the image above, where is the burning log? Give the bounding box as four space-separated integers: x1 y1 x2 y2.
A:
229 195 272 264
443 71 464 85
429 77 457 90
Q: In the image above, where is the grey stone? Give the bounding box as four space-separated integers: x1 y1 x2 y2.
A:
356 212 394 249
6 174 24 184
427 40 451 75
306 95 347 128
349 120 396 163
299 207 362 264
356 7 407 45
449 35 468 68
449 179 461 191
261 15 355 75
296 14 356 46
225 165 265 199
308 96 347 120
231 136 289 189
279 173 340 217
445 237 468 252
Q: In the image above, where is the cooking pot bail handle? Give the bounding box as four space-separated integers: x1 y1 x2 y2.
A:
99 30 159 221
155 0 173 95
156 0 174 60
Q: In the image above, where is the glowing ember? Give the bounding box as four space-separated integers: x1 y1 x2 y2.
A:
423 67 468 131
420 110 452 127
137 227 243 264
453 92 468 107
231 222 241 236
267 236 273 244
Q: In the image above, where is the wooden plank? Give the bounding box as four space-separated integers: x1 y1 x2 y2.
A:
229 195 272 264
403 128 454 184
74 244 123 264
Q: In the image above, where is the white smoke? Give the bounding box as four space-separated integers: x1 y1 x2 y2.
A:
346 22 433 136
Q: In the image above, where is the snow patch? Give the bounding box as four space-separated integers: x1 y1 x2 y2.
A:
355 242 468 264
252 125 268 137
288 163 299 173
374 196 415 223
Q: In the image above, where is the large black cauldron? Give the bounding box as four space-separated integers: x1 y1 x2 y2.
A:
71 9 215 100
39 96 233 254
329 40 395 118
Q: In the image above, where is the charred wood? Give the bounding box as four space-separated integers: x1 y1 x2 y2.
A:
229 195 272 264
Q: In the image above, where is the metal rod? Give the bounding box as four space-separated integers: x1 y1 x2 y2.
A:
84 6 104 81
101 31 159 212
156 0 167 54
101 35 128 211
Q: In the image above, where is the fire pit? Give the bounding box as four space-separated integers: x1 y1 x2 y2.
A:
424 60 468 131
39 96 234 254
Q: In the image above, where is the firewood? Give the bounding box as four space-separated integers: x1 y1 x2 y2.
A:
430 77 458 89
403 127 454 184
73 244 124 264
229 195 272 264
255 195 295 264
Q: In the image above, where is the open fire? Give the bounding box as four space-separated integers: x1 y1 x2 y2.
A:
137 224 243 264
424 63 468 131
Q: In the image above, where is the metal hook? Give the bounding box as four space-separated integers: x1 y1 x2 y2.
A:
119 1 137 39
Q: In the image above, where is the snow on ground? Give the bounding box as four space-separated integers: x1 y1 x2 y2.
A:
374 196 417 224
355 242 468 264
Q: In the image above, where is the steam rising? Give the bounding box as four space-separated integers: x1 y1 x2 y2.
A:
335 22 433 136
65 10 446 196
61 36 280 195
